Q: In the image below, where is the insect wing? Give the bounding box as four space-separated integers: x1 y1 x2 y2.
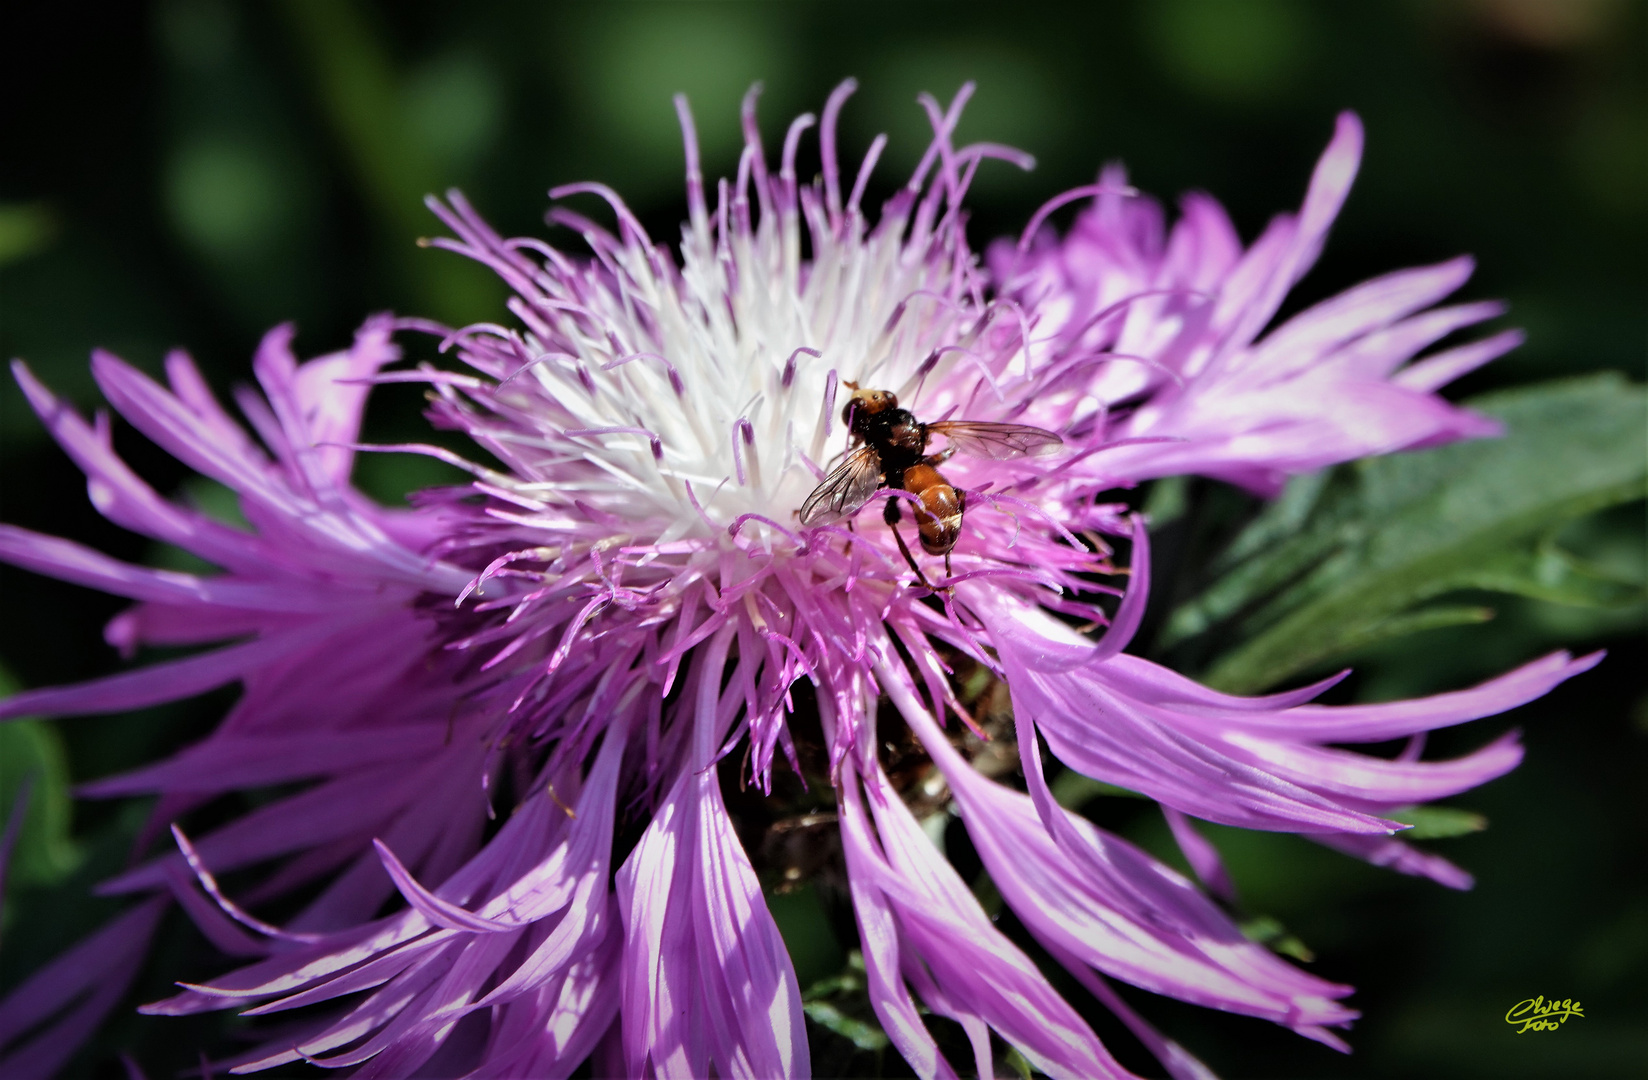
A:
927 421 1063 459
799 445 884 525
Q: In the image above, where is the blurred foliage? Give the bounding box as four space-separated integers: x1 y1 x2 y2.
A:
0 663 83 901
769 882 847 990
1 1 1643 1078
1163 374 1647 693
0 203 57 271
802 952 892 1055
1236 914 1316 964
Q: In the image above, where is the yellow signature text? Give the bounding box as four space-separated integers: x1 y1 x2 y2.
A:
1505 995 1584 1033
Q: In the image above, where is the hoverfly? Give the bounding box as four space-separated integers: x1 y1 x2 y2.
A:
799 382 1061 586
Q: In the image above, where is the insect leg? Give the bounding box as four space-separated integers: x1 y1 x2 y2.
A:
889 521 935 592
940 488 963 587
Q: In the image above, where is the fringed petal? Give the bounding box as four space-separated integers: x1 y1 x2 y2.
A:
839 758 1138 1080
0 898 167 1079
617 631 806 1079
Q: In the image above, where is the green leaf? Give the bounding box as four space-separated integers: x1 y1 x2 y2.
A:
0 664 83 892
1303 603 1498 659
1003 1044 1035 1080
1168 374 1647 693
802 949 870 1002
801 1000 891 1053
1238 914 1316 962
1459 537 1646 608
1389 804 1487 840
802 951 891 1053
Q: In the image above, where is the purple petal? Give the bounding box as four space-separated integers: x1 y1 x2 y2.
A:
880 660 1355 1037
1163 807 1238 903
280 315 400 486
1312 832 1475 890
616 764 806 1079
1161 192 1241 291
1220 728 1524 804
0 632 318 721
1331 300 1506 381
1095 653 1351 712
1094 515 1148 661
91 349 290 511
0 526 341 613
1044 958 1221 1080
837 805 960 1080
11 361 267 571
840 759 1136 1080
105 743 481 901
0 897 166 1076
80 726 458 797
1395 327 1526 392
1203 651 1602 742
968 577 1599 836
971 590 1392 833
1287 112 1364 286
374 839 525 933
462 927 621 1080
1249 257 1475 381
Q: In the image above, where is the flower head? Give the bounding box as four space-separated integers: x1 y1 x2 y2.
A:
0 82 1598 1079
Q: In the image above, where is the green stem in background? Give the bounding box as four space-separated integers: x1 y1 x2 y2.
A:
277 0 499 325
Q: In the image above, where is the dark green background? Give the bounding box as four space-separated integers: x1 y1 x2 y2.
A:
1 1 1643 1077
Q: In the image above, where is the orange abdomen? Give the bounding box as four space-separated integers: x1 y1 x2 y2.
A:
902 464 964 555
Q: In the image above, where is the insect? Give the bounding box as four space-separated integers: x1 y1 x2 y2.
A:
799 382 1062 586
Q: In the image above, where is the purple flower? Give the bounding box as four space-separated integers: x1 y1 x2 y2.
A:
0 83 1598 1079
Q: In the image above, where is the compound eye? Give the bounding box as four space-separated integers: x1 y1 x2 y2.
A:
879 391 898 409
